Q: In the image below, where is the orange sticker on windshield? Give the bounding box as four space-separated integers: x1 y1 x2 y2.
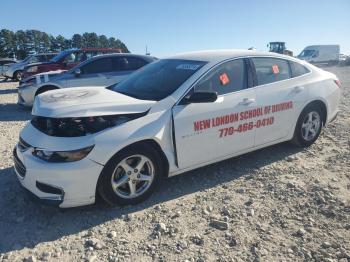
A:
219 73 230 86
272 65 279 74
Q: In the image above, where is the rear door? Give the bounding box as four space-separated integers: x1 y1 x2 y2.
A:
251 57 307 146
172 58 257 169
104 57 148 85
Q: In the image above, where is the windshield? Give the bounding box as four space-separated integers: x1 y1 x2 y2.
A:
298 50 315 57
112 59 207 101
50 50 73 62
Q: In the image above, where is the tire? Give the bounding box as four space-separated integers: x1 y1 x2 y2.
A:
292 104 324 147
97 144 164 206
14 70 22 81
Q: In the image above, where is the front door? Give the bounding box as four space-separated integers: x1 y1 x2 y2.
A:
172 58 257 169
65 57 116 88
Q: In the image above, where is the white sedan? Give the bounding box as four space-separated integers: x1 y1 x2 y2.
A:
14 50 341 208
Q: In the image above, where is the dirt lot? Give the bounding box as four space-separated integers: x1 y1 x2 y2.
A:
0 67 349 262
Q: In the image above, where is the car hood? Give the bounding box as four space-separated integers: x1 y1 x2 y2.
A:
9 61 25 69
21 70 65 84
29 62 48 67
32 87 156 118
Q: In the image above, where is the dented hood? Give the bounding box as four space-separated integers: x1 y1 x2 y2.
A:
32 87 156 118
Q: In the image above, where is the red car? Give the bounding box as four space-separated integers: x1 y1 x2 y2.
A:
22 48 122 80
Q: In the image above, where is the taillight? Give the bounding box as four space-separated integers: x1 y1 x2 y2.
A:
334 79 341 88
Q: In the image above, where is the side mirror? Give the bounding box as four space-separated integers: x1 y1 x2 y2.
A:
182 91 218 104
74 68 81 77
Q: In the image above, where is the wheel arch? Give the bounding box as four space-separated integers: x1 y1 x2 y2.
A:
303 99 328 126
289 99 328 141
34 84 60 96
95 139 170 202
99 139 170 179
13 69 23 79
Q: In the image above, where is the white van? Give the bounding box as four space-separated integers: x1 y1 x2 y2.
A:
298 45 340 65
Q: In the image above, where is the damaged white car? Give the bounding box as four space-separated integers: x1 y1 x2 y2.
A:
14 50 341 208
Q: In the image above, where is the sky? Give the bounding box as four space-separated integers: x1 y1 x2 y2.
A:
1 0 350 57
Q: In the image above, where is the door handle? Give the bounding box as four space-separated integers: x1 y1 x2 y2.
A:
293 86 304 93
240 98 256 106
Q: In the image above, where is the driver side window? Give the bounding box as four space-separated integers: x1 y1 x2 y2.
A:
195 59 247 95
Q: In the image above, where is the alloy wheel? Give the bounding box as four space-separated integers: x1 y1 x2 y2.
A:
301 111 321 141
110 154 155 199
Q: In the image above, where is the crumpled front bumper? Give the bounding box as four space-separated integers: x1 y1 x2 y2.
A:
17 85 39 107
13 140 104 208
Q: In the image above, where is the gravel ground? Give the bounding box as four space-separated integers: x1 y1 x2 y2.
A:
0 67 349 262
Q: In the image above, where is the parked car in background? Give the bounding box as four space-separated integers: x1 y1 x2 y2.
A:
0 58 17 79
22 48 123 81
14 50 340 207
18 54 156 106
339 53 348 62
298 45 340 65
1 53 57 81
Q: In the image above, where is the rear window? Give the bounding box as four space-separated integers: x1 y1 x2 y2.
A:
289 61 310 77
124 57 147 70
50 51 72 62
252 58 291 85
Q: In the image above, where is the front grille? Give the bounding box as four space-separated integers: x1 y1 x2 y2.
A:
18 137 31 152
13 148 26 178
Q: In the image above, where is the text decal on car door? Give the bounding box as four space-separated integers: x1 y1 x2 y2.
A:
193 101 293 137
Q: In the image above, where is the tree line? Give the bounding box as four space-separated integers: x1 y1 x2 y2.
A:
0 29 129 59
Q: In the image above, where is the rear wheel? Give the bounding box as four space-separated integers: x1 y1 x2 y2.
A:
14 70 22 81
97 145 163 206
292 104 324 147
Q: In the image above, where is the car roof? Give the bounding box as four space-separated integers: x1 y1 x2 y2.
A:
166 49 290 63
33 53 58 56
80 48 123 52
89 53 157 61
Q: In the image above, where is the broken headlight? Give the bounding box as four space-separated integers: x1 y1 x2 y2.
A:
32 145 94 162
31 112 148 137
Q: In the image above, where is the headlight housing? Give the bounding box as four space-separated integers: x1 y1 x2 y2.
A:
31 112 148 137
32 145 94 162
27 66 38 73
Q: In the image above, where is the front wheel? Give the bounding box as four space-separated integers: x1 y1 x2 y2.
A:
292 104 324 147
97 145 163 206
